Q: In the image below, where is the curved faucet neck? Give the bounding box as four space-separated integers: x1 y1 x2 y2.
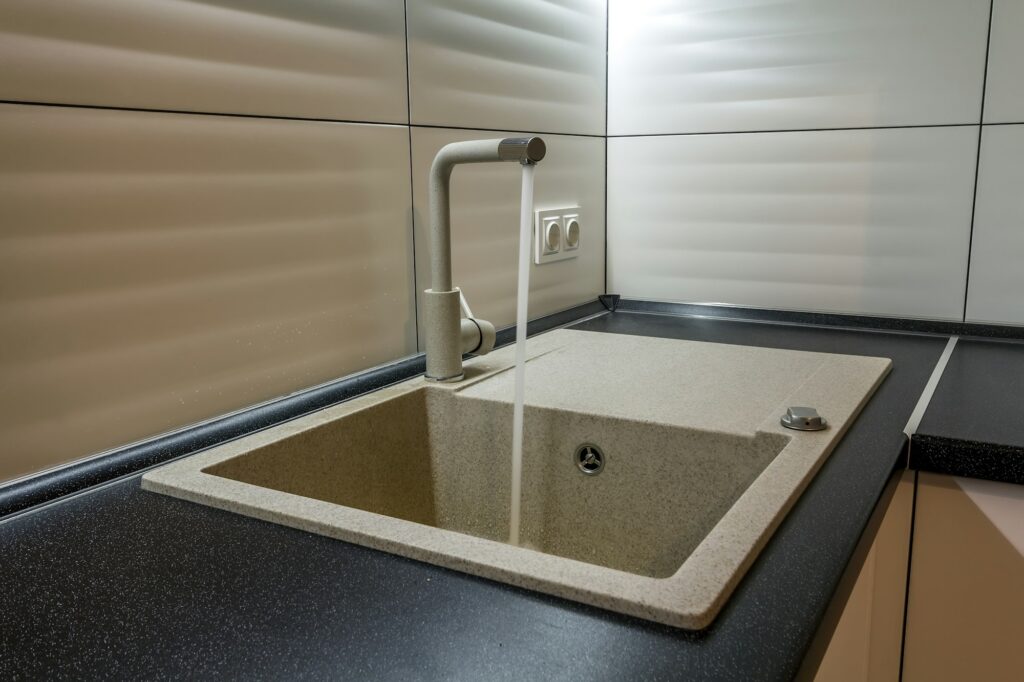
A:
428 138 545 293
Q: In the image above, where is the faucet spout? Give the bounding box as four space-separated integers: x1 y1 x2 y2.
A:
428 137 545 292
424 137 545 381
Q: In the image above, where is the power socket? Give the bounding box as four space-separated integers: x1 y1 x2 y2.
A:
563 213 581 251
534 207 581 264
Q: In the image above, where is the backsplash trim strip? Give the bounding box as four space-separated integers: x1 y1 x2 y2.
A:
616 299 1024 340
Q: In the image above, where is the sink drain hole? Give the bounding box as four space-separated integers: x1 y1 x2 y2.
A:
574 444 605 475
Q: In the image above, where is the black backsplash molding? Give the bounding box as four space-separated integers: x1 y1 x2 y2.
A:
0 300 606 519
492 299 606 348
616 299 1024 339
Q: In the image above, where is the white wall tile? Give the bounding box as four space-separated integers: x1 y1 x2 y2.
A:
410 128 605 338
0 0 408 122
607 127 978 319
608 0 989 135
0 105 415 482
408 0 606 135
984 1 1024 123
965 125 1024 325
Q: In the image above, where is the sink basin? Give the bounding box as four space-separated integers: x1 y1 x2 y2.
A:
203 386 788 579
143 330 890 629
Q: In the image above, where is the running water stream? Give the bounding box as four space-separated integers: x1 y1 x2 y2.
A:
508 162 535 546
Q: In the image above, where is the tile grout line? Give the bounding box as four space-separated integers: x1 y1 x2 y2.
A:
603 0 610 294
0 99 605 140
606 122 990 138
902 335 959 449
402 0 420 352
410 122 601 139
0 98 411 128
9 99 1020 142
962 0 995 322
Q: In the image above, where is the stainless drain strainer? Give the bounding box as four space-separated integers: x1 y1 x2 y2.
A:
574 443 605 475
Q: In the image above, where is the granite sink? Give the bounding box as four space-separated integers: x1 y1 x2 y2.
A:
143 330 890 629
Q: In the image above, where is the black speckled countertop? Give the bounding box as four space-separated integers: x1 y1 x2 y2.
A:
912 338 1024 485
0 311 951 680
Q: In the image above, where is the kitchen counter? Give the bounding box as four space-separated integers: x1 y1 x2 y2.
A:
912 337 1024 485
0 309 955 680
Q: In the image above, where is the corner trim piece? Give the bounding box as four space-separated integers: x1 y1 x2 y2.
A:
903 336 958 440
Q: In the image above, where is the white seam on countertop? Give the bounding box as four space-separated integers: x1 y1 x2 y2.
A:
903 335 959 453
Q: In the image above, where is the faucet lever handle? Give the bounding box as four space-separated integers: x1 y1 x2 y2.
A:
457 288 474 319
455 288 495 357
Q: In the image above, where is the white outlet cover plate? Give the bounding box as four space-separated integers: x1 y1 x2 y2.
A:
535 207 581 264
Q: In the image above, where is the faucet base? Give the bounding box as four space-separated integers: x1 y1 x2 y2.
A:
424 373 465 383
423 289 464 381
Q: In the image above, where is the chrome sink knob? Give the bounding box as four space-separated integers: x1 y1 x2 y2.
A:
781 406 828 431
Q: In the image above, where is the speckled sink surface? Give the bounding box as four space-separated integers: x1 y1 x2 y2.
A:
143 329 890 629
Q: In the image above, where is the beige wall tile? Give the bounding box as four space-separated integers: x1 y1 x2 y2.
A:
0 105 416 483
408 0 606 135
0 0 408 122
903 473 1024 681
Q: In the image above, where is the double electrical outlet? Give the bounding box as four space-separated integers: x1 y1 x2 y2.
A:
534 207 582 265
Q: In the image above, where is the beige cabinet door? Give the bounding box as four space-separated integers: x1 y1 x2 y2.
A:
903 473 1024 682
814 471 915 682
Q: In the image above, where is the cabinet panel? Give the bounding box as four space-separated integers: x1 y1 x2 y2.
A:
903 473 1024 682
813 471 914 682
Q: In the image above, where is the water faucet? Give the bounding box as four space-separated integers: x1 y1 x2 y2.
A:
424 137 546 382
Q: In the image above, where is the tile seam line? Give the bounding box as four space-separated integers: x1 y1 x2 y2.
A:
962 0 995 321
402 0 419 351
606 122 983 138
902 335 959 451
0 100 603 138
603 0 610 295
